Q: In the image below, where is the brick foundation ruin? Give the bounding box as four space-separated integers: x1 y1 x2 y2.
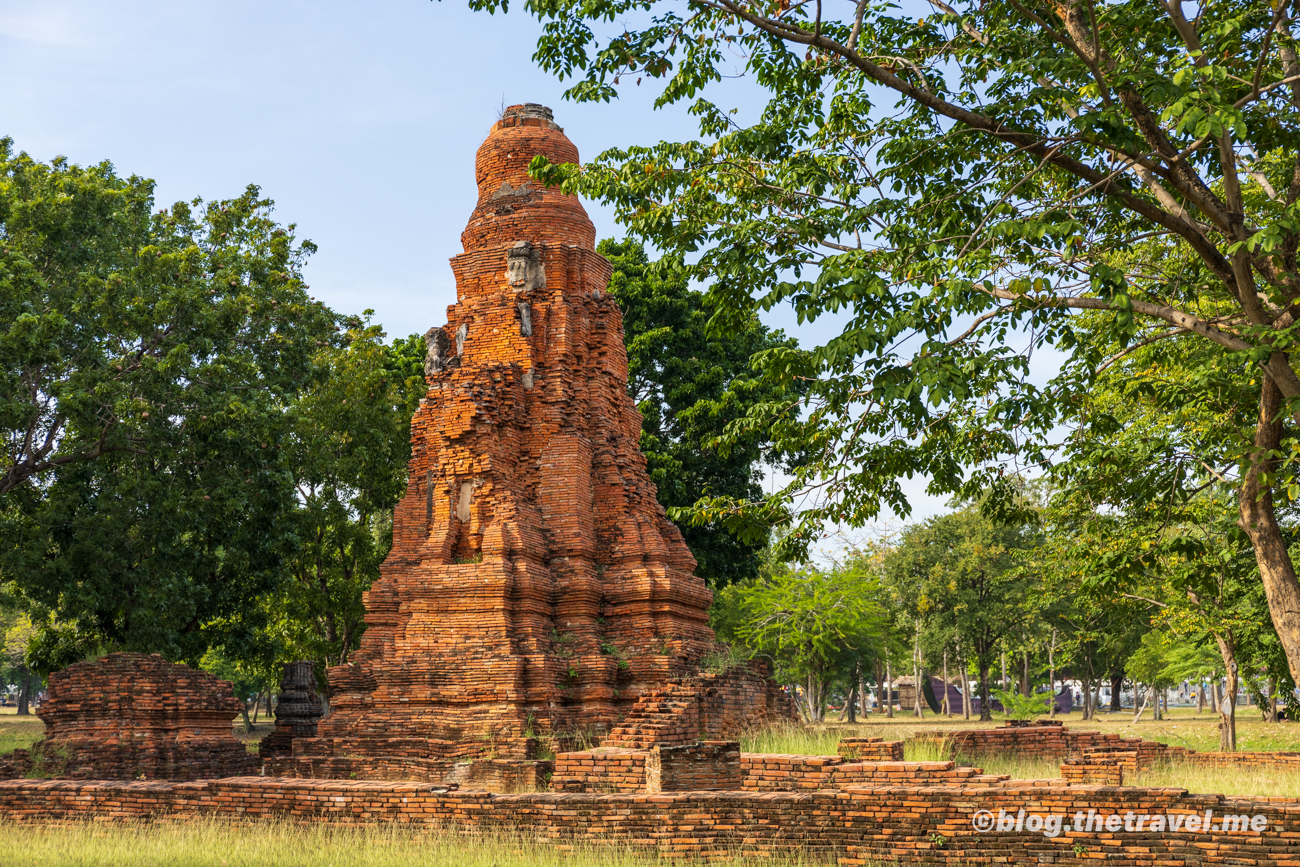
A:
0 653 256 781
271 104 793 785
4 776 1299 865
909 720 1300 774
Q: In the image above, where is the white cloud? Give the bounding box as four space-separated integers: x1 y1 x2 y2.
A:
0 6 93 47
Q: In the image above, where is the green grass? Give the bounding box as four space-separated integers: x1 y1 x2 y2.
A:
742 707 1300 756
0 820 843 867
0 717 43 755
739 713 1300 797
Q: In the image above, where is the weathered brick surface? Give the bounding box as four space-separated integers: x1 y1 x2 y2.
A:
909 721 1300 773
1062 758 1124 786
836 737 904 761
4 653 257 781
604 662 797 749
647 741 741 792
553 748 649 793
2 777 1298 864
281 103 787 783
742 755 1010 790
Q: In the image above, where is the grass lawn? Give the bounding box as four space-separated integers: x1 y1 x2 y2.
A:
741 707 1300 754
740 709 1300 798
0 820 839 867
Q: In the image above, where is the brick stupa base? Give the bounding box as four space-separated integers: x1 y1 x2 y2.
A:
273 104 794 785
0 653 256 781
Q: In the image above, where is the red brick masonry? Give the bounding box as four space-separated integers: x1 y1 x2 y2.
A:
2 777 1297 864
912 721 1300 774
0 653 256 781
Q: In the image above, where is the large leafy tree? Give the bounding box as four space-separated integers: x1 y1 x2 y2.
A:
603 238 804 586
722 555 889 720
264 323 426 672
882 506 1037 719
467 0 1300 679
0 141 337 665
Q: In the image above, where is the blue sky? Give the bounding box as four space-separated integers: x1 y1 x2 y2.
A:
0 0 953 527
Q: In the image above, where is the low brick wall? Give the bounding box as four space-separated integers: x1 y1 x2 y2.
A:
648 741 740 792
909 722 1199 768
553 749 648 793
1061 758 1123 786
836 737 903 761
2 777 1298 864
554 742 740 793
1188 752 1300 771
741 755 1008 791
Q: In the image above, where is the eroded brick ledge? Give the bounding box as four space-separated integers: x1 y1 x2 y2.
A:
2 777 1298 865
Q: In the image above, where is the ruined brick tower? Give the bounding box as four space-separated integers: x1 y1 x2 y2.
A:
282 105 736 783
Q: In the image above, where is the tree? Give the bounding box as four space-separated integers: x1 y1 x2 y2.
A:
602 239 804 587
882 506 1036 720
0 142 338 665
725 554 889 721
472 0 1300 681
2 612 37 715
266 322 426 672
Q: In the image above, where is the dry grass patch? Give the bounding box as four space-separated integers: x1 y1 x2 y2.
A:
0 820 843 867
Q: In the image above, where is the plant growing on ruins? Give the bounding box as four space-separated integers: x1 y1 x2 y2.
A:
992 688 1050 721
700 643 752 675
473 0 1300 686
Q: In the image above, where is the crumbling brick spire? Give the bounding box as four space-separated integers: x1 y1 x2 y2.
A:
294 105 717 780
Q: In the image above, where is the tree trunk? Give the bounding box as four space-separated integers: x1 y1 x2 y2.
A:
885 658 893 719
1109 672 1124 712
1081 664 1092 721
1197 681 1205 714
942 648 951 717
961 646 971 720
874 658 884 714
1133 683 1150 722
859 670 869 719
913 625 924 717
15 671 31 716
1211 676 1220 713
1213 632 1239 752
1001 651 1007 690
805 671 824 723
842 680 857 723
978 662 992 722
1047 629 1057 718
1021 648 1031 697
1239 378 1300 684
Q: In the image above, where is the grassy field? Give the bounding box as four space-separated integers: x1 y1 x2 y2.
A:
0 820 840 867
738 710 1300 797
740 707 1300 754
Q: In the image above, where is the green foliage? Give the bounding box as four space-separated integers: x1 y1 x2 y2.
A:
602 239 805 587
992 688 1050 721
728 554 889 720
881 505 1037 716
0 140 338 665
471 0 1300 677
266 322 424 673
